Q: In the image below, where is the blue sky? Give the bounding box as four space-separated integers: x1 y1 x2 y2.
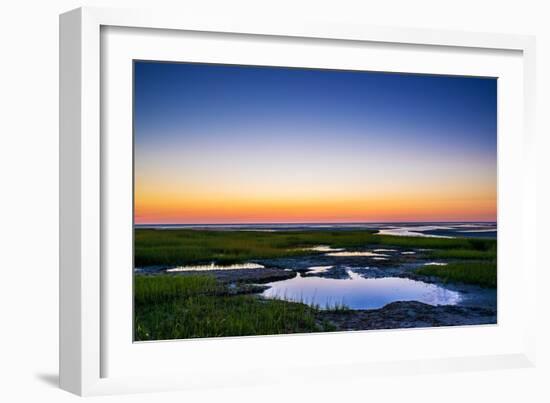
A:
134 61 497 224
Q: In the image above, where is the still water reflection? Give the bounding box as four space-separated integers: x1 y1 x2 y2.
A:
261 270 461 310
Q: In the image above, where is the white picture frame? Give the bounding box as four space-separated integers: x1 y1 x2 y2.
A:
59 6 537 396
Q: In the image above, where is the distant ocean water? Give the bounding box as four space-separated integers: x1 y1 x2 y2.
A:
135 222 497 239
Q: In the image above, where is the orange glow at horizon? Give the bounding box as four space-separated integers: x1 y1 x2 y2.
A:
134 188 497 224
134 150 497 224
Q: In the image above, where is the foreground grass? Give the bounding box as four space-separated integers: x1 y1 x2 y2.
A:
134 275 328 340
135 228 496 267
134 275 222 305
415 261 497 288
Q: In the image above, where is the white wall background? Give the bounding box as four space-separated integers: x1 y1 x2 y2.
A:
0 0 548 401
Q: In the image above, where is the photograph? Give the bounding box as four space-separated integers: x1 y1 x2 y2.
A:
133 60 497 341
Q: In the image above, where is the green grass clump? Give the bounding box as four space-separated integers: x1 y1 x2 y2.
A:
415 261 497 288
134 275 325 340
134 228 497 267
428 249 496 260
134 275 221 305
427 239 496 260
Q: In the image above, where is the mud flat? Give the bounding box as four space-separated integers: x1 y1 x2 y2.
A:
317 301 496 331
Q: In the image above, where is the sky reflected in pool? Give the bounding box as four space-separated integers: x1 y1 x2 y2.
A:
261 270 461 310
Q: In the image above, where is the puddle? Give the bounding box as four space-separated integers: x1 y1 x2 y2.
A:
261 270 461 310
325 251 388 257
166 262 264 272
302 245 345 252
307 266 333 274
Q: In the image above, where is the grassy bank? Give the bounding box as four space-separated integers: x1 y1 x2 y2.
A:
134 275 330 340
135 228 496 267
134 231 497 339
415 261 497 288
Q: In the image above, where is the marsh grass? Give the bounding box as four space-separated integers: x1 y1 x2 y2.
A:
134 275 326 340
134 229 375 266
415 261 497 288
135 229 496 266
134 229 497 339
134 275 221 305
264 289 350 312
428 249 496 260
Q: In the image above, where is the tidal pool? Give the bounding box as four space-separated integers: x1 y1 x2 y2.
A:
261 270 461 310
166 262 264 272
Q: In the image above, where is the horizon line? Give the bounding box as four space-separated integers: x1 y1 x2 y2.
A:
134 220 497 226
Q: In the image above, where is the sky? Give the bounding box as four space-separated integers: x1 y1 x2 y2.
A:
134 61 497 224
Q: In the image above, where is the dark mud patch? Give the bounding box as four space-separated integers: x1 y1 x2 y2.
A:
317 301 496 331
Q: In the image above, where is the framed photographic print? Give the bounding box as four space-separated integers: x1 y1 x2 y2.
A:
60 7 537 396
132 60 498 341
